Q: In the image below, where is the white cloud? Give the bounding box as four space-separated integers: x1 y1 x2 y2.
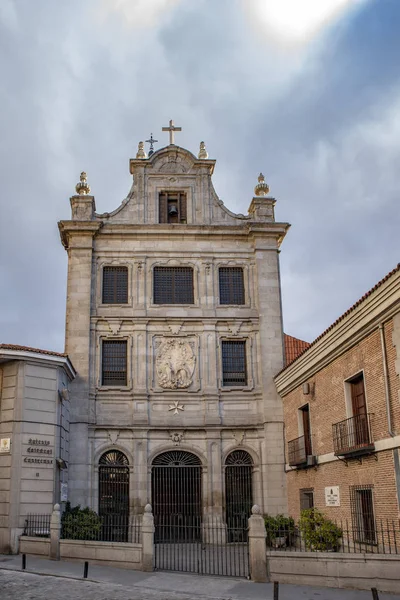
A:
99 0 181 28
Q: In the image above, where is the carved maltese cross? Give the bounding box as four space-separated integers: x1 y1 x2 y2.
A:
168 401 184 415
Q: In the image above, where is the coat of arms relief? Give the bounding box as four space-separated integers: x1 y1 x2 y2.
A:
156 338 196 389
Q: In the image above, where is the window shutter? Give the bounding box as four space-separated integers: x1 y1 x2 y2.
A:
159 193 168 223
179 193 187 223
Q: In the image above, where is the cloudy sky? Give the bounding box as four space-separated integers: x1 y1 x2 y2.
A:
0 0 399 352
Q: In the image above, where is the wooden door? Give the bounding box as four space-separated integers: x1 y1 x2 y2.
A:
351 376 368 445
302 405 312 456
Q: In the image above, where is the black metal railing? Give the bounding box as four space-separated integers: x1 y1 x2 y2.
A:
288 435 307 466
22 514 51 537
266 519 400 554
155 514 249 577
332 414 374 456
61 513 142 543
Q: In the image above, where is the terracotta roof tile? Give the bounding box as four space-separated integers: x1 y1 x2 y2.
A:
0 344 68 358
284 334 311 366
278 263 400 376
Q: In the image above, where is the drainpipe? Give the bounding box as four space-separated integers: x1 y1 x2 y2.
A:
379 323 395 437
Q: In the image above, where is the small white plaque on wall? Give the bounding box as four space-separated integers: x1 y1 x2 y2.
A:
60 483 68 502
325 486 340 506
0 438 11 453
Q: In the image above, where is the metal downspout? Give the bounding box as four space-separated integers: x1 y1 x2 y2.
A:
379 323 395 437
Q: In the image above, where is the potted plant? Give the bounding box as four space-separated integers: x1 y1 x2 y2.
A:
299 508 342 552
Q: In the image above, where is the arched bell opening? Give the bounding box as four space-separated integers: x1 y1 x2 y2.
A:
151 450 202 542
98 450 129 541
224 450 253 542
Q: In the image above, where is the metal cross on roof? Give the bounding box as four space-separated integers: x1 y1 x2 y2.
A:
162 119 182 145
145 133 158 156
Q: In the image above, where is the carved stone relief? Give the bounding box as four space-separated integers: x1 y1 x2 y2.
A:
108 430 120 445
156 338 196 389
169 431 185 446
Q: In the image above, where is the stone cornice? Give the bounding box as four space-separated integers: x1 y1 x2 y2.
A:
0 349 76 380
275 270 400 397
58 220 103 249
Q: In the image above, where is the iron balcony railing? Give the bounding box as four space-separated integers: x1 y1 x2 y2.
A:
288 435 308 467
332 413 374 456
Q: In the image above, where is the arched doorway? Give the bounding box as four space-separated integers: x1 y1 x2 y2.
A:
99 450 129 541
152 450 202 542
225 450 253 542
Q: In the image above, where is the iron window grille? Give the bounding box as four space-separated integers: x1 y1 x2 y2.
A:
153 266 194 304
219 267 245 305
102 266 128 304
350 485 376 544
221 340 247 386
102 340 127 386
300 488 314 511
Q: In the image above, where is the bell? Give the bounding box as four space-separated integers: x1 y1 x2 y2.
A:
168 204 178 215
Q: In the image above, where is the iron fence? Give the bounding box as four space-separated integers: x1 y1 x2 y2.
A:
266 519 400 554
155 514 249 577
22 514 51 537
61 513 142 543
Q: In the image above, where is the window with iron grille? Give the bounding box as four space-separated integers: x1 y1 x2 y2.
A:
221 340 247 387
159 192 187 224
350 485 376 544
300 488 314 511
153 267 194 304
219 267 245 305
102 340 127 386
102 266 128 304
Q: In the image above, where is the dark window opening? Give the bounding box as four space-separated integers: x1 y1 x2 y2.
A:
300 404 312 456
159 192 187 224
102 340 127 386
153 266 194 304
221 340 247 387
102 266 128 304
219 267 245 305
300 488 314 511
350 485 376 544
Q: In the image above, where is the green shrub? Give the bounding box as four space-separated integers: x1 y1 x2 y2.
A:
299 508 342 552
61 503 102 541
264 514 295 546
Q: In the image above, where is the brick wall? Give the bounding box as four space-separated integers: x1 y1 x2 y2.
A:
283 317 400 523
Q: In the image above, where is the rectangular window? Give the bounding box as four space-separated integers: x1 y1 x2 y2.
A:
102 266 128 304
221 340 247 387
300 488 314 511
153 267 194 304
219 267 245 305
159 192 187 224
350 485 376 543
102 340 127 386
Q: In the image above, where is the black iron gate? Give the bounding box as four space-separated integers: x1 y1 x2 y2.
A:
152 450 249 577
99 450 129 542
225 450 253 543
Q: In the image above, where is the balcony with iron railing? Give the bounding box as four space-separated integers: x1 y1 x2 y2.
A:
332 413 374 457
288 435 309 467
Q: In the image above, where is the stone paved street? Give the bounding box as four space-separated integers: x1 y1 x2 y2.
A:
1 555 400 600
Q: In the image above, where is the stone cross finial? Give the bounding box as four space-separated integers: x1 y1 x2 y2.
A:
254 172 269 196
162 119 182 145
75 172 91 195
198 141 208 159
136 141 147 159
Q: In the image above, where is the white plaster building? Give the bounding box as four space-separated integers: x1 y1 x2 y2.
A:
58 125 290 533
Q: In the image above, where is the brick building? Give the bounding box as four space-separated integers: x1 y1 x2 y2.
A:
275 265 400 538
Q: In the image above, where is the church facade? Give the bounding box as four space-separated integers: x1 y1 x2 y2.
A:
58 124 290 529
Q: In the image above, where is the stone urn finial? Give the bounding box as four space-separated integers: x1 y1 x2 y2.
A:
251 504 261 515
198 141 208 159
254 172 269 196
75 172 91 195
136 141 147 159
144 503 152 513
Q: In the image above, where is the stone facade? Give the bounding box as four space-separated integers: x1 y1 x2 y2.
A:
275 265 400 524
58 138 290 519
0 345 75 553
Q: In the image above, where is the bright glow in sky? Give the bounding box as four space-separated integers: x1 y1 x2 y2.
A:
250 0 359 43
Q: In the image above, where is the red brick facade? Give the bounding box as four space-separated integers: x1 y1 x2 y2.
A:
276 266 400 528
